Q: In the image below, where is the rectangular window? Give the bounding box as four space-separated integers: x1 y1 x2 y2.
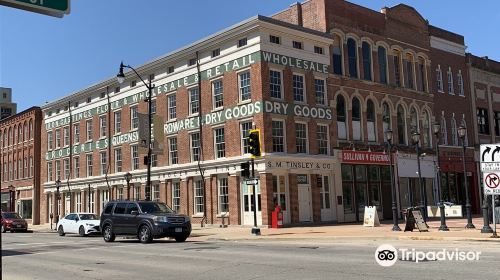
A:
131 145 139 170
151 99 157 114
239 71 251 101
405 59 414 89
29 156 33 177
318 175 331 209
448 70 454 94
130 106 138 129
23 158 28 178
292 41 303 49
269 70 282 99
293 74 305 102
134 186 141 200
73 124 80 144
63 127 69 146
477 108 490 135
218 177 229 214
114 148 122 173
238 38 247 48
314 46 324 54
212 80 224 109
47 131 53 150
47 162 53 181
167 66 174 74
212 48 220 58
86 120 92 141
168 94 176 120
169 137 178 164
436 67 443 92
190 133 200 162
117 188 124 200
100 152 107 175
214 128 225 158
86 154 93 177
89 191 95 213
269 35 280 44
295 122 308 153
64 158 70 179
151 153 157 167
114 111 121 134
189 58 196 66
240 121 252 154
73 157 79 178
458 72 464 96
194 180 204 215
55 129 61 148
152 184 160 202
314 78 326 105
172 182 180 212
75 192 82 213
189 87 199 115
114 87 120 93
99 116 107 138
317 124 329 155
272 120 285 153
394 55 401 87
130 80 137 87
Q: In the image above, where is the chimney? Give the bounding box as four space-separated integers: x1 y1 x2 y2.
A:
290 2 303 26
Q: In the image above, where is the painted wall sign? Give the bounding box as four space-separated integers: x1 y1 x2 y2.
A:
341 151 390 165
266 160 333 170
264 101 332 120
261 51 329 74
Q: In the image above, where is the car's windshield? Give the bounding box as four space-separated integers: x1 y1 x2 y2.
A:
2 213 21 219
138 202 174 214
78 214 97 220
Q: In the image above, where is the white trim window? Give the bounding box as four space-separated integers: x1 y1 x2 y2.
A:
314 78 326 105
55 129 61 148
240 121 252 154
239 71 251 101
189 87 199 115
269 70 282 99
89 191 95 214
440 116 448 145
63 158 70 179
29 156 33 177
75 192 82 213
295 122 308 154
151 99 157 114
168 94 176 120
272 120 285 153
99 115 107 138
73 124 80 144
169 137 178 164
317 124 329 155
212 80 224 109
436 65 443 92
457 70 464 96
100 152 107 175
152 184 160 202
86 120 93 141
194 180 204 215
451 116 458 146
63 127 69 146
73 157 79 178
117 188 124 200
100 189 109 212
292 74 305 102
47 131 53 150
115 148 122 172
214 128 225 158
47 162 53 182
190 132 200 162
131 145 139 170
447 68 454 95
172 182 180 212
130 106 138 130
114 111 121 134
318 175 331 209
218 177 229 214
134 186 141 200
86 154 93 177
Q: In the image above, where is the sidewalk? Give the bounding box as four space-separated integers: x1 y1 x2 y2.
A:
28 217 500 242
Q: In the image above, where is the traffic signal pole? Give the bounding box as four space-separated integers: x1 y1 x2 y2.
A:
251 158 260 235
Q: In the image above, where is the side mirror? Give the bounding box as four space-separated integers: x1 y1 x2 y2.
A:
75 217 79 222
130 210 139 216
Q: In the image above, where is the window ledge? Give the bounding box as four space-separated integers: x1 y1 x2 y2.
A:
217 213 229 218
238 100 252 106
192 214 204 218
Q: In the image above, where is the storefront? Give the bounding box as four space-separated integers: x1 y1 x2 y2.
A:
396 153 435 211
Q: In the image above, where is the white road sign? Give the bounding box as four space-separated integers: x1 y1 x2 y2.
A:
245 179 259 185
483 172 500 195
480 144 500 172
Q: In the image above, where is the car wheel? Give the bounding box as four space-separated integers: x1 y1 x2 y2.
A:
58 225 65 236
79 226 86 237
174 234 188 242
103 224 115 242
138 225 153 244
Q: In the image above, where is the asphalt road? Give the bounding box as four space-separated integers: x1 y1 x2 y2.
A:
2 231 500 280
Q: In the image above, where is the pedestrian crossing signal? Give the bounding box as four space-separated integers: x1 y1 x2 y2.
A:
248 129 261 158
241 162 250 178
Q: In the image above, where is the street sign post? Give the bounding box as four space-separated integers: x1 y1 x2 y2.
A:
245 179 259 186
480 144 500 238
0 0 70 18
483 173 500 195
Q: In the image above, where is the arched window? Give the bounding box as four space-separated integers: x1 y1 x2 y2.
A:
451 116 458 146
382 102 391 141
405 53 414 89
337 95 347 140
18 124 23 143
347 38 358 78
362 42 372 81
393 50 402 87
409 107 419 134
23 122 28 142
447 67 454 94
378 46 387 84
436 65 443 92
333 34 343 75
352 97 361 141
418 57 427 92
440 115 448 145
11 126 15 145
367 99 376 142
461 117 468 146
397 105 407 145
29 120 33 140
423 111 431 148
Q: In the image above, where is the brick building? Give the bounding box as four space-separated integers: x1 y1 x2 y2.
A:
0 106 42 224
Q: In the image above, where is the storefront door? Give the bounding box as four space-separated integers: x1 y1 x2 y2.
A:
242 181 262 226
273 175 290 224
317 175 334 221
297 174 312 222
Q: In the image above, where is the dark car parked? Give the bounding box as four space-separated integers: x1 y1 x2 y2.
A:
100 200 191 243
1 212 28 233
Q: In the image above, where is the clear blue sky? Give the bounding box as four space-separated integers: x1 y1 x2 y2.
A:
1 0 499 112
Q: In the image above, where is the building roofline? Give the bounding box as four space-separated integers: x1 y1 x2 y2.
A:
0 106 41 125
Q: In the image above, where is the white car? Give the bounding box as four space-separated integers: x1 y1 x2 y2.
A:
57 213 101 237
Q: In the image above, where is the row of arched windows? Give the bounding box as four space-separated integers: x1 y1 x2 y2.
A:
440 113 468 146
0 120 34 148
332 33 428 93
2 156 34 182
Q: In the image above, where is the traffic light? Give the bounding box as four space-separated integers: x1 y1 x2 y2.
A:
248 129 261 157
241 162 250 178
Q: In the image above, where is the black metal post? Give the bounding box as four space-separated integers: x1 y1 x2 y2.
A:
462 141 475 228
55 183 60 225
435 139 449 231
388 140 401 231
145 79 152 201
88 184 91 213
251 158 260 235
481 194 493 233
416 143 427 221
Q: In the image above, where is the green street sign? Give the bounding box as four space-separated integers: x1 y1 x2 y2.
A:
0 0 70 18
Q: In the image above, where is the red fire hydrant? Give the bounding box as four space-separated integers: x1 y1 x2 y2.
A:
271 205 283 228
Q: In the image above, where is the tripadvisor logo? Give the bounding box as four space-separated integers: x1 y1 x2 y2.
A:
375 244 482 267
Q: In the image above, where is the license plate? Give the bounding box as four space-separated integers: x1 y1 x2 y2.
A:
175 227 182 233
17 225 22 228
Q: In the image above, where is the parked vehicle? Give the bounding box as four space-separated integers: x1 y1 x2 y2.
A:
100 200 191 244
1 212 28 233
57 213 100 237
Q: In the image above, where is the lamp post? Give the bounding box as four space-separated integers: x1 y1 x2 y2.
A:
385 129 401 231
411 132 427 221
433 123 449 231
117 62 153 201
8 185 14 212
55 179 61 225
457 126 475 229
124 172 132 200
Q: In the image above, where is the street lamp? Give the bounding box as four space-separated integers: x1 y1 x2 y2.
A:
457 126 475 229
433 122 449 231
8 185 14 212
117 62 153 201
385 129 401 231
55 179 61 225
411 131 427 221
124 172 132 200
